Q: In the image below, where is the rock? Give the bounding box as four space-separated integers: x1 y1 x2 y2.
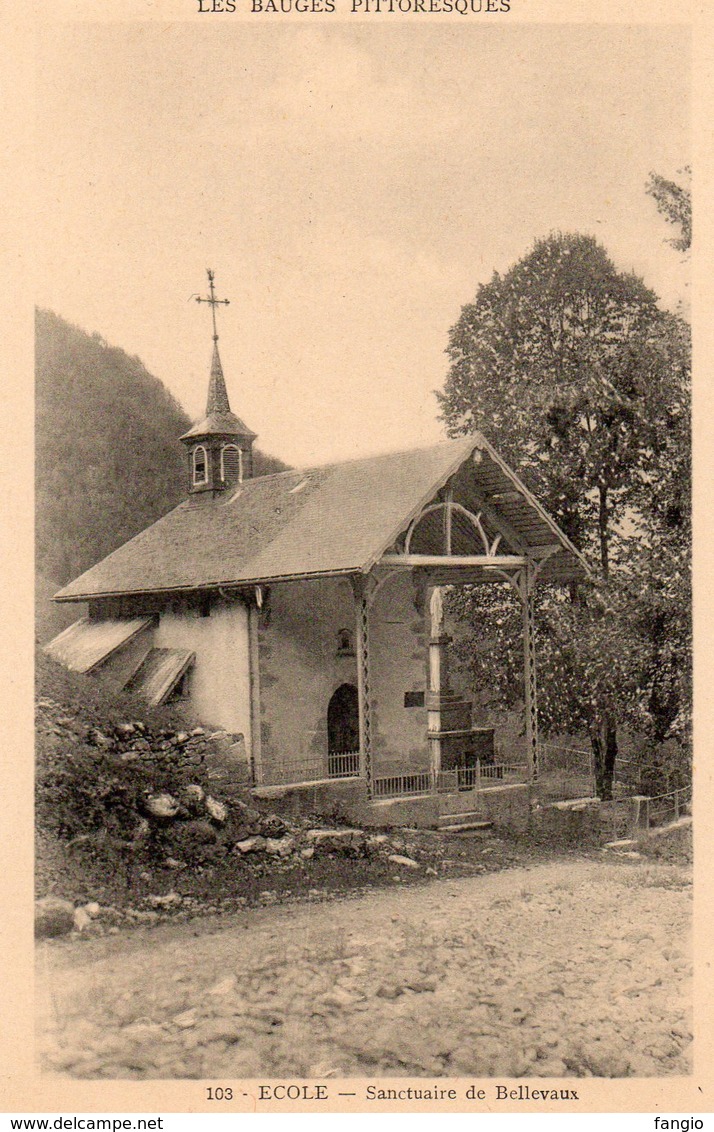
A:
147 892 182 909
165 858 186 870
205 796 228 824
35 896 75 939
115 723 136 737
265 836 295 857
73 907 92 932
376 983 405 1000
321 987 361 1009
235 837 266 854
366 834 389 847
404 976 437 993
86 727 114 749
305 828 363 853
83 902 101 918
259 814 289 838
182 784 205 813
172 1008 198 1029
208 975 237 997
176 820 218 846
144 792 180 819
387 854 421 869
301 847 315 860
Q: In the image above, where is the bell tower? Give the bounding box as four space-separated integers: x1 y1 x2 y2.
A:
180 269 257 497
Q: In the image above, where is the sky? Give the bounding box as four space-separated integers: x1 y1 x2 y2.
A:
36 21 691 468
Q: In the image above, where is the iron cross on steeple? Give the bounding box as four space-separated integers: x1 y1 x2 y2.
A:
195 269 230 343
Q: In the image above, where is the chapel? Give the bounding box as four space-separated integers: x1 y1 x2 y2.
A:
46 274 588 828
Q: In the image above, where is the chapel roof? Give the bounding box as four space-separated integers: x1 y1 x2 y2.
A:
54 435 589 601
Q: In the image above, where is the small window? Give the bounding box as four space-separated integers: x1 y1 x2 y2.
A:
193 445 208 486
221 444 242 483
336 628 354 657
404 690 425 708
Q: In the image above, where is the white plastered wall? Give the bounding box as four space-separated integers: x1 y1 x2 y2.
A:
155 598 252 744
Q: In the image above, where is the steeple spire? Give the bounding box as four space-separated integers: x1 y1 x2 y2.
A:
180 269 257 496
206 341 231 416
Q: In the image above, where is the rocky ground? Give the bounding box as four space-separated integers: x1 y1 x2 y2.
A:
37 856 692 1080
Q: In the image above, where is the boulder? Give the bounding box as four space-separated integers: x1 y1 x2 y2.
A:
35 896 75 939
258 813 288 838
306 828 365 854
306 828 359 845
387 854 421 869
205 796 228 824
143 792 180 819
265 836 295 858
147 891 182 909
235 836 267 854
177 819 218 845
182 784 205 814
73 907 92 932
86 728 115 750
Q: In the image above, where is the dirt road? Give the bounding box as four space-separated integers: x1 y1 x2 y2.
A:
37 857 692 1079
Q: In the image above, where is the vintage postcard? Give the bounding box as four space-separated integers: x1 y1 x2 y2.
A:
2 0 711 1121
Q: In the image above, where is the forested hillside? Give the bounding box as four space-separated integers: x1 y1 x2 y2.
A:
36 308 286 600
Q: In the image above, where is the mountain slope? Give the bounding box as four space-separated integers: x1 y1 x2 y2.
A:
36 308 286 593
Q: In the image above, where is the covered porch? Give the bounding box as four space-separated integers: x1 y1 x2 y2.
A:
251 442 588 824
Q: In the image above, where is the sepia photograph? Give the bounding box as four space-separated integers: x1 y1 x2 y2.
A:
20 5 702 1114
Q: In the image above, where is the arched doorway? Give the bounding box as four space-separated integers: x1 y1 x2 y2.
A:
327 683 360 777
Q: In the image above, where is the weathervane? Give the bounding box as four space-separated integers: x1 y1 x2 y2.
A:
195 268 230 343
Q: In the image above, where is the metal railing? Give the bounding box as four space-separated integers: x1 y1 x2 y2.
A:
539 741 656 798
647 784 692 827
372 761 529 799
259 751 360 787
601 784 691 842
373 771 432 799
327 750 361 779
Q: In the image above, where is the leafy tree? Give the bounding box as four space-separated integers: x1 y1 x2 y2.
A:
438 233 690 797
646 167 691 253
625 312 691 745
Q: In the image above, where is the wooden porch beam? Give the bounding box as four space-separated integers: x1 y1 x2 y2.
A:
379 554 528 568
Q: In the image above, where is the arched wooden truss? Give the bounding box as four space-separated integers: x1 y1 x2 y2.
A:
403 500 503 558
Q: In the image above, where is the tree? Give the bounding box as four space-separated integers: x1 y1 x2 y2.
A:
438 232 690 797
646 167 691 253
625 311 691 745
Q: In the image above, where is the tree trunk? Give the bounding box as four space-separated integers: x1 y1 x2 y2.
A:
598 486 609 580
590 718 618 800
